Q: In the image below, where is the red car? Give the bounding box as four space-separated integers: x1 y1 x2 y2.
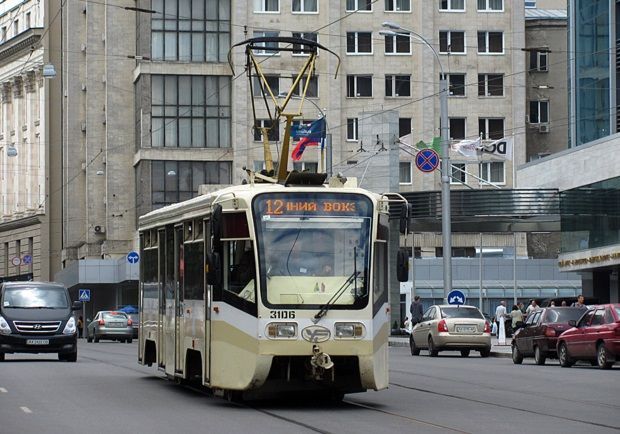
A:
557 304 620 369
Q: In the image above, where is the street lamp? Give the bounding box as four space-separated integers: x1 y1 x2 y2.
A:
381 21 453 298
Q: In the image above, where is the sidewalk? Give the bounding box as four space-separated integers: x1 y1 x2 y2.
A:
389 335 512 358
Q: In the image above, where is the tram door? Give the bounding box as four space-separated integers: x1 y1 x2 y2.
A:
204 218 211 384
163 226 176 375
174 225 184 374
157 229 166 367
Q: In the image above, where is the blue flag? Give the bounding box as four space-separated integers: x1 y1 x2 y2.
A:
291 118 326 161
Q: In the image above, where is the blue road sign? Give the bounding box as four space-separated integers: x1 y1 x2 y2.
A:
415 149 440 173
22 255 32 265
79 289 91 302
127 251 140 264
447 290 466 306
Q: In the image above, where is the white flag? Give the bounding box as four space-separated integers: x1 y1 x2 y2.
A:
481 137 513 160
451 137 481 158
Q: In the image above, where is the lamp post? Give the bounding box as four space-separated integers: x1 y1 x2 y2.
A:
381 22 452 298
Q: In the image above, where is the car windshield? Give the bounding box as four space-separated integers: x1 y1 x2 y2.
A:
253 192 372 309
2 286 69 309
103 312 128 320
440 307 483 319
545 308 584 323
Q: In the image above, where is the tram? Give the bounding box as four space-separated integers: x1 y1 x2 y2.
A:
137 36 407 399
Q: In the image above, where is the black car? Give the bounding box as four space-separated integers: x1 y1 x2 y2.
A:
511 307 585 365
0 281 82 361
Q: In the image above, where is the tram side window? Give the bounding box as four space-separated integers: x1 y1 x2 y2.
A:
373 241 388 314
184 241 204 300
225 240 256 302
142 247 159 299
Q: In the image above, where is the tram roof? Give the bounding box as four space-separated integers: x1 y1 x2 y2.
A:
138 182 382 231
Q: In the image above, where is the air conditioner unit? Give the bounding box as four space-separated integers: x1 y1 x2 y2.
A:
538 124 550 133
93 225 106 234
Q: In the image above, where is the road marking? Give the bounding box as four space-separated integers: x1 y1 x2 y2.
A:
0 387 7 393
20 407 32 414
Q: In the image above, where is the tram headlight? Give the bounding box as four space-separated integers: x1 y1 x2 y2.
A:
334 322 365 339
266 323 297 339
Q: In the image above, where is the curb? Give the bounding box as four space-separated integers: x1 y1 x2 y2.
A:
389 340 512 358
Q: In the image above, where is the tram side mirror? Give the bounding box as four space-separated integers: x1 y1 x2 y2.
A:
399 204 411 234
211 204 223 249
206 252 222 285
396 248 409 282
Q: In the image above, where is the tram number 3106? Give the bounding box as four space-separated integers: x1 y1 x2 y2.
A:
270 310 296 319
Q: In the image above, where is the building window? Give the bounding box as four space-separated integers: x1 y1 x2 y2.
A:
477 0 503 11
347 118 359 141
346 32 372 54
449 118 466 140
346 75 372 97
1 27 6 42
254 119 279 141
13 20 18 37
439 31 465 54
399 162 412 184
447 73 465 96
25 13 31 29
385 0 410 12
252 75 280 97
529 100 549 124
478 74 503 96
450 163 466 184
151 160 232 206
252 31 280 55
346 0 372 12
525 0 536 7
478 118 504 139
385 75 411 97
479 161 505 184
292 32 318 55
151 75 231 149
399 117 412 137
291 75 319 98
529 51 548 72
439 0 464 11
478 31 503 54
384 32 411 54
254 0 279 12
151 0 231 63
292 0 317 13
293 161 318 172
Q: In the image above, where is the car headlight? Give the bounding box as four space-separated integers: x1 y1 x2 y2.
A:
0 316 11 335
266 323 297 339
334 322 365 339
62 317 77 335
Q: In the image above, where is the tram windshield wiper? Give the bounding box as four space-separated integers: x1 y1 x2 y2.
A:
313 270 360 323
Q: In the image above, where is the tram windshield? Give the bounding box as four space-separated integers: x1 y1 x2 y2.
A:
253 192 373 309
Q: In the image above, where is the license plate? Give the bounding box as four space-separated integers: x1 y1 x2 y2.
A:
26 339 50 345
456 326 476 333
108 323 124 328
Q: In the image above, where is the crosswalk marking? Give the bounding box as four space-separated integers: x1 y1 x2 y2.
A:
20 407 32 413
0 387 7 393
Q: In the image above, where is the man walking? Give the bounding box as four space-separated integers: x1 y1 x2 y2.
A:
572 294 587 309
410 296 423 328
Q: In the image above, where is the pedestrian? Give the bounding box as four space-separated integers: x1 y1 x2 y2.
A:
525 299 539 317
77 316 84 338
561 300 567 307
491 319 498 336
403 317 412 334
550 301 556 307
495 300 507 345
517 301 525 314
410 295 423 327
510 305 523 330
571 294 587 309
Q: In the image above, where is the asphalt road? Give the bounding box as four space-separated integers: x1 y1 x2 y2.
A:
0 341 618 434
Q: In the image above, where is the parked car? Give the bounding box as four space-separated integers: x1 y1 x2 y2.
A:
87 311 133 343
118 305 139 338
511 307 584 365
409 305 491 357
557 304 620 369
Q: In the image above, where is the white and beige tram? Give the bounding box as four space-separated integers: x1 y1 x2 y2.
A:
138 178 399 399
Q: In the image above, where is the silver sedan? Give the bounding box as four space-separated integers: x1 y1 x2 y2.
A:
87 311 133 343
410 305 491 357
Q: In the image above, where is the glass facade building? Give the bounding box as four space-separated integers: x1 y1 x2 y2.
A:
569 0 615 147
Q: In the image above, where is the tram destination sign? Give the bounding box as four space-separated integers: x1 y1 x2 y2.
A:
255 193 371 217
